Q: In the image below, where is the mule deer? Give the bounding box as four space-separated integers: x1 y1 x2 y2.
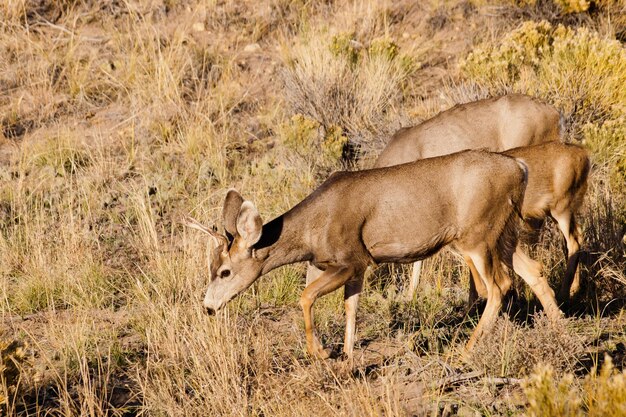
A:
184 150 562 359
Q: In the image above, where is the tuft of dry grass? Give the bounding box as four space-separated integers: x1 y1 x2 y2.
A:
470 314 586 377
281 30 413 156
523 355 626 417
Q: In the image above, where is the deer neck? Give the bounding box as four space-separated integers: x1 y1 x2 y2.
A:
255 210 310 275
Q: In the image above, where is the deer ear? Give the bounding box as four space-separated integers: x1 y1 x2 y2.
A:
236 201 262 247
223 189 244 238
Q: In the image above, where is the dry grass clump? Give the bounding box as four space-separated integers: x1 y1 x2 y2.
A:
0 129 131 314
470 314 585 377
135 286 405 416
523 364 583 416
0 338 31 414
281 31 413 155
580 170 626 301
523 355 626 417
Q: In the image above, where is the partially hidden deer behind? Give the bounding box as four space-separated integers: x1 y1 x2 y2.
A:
184 150 562 360
309 94 588 305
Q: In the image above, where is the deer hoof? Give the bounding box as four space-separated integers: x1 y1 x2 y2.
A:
307 344 331 360
315 347 332 360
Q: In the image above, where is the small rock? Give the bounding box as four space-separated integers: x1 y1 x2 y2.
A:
192 22 205 32
402 32 410 39
244 43 261 53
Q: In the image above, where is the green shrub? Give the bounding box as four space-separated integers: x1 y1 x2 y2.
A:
281 114 348 165
471 0 591 14
368 37 400 61
583 118 626 199
329 32 361 66
461 21 626 131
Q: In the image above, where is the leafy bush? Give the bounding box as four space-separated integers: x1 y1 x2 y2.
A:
583 118 626 202
472 0 591 14
281 114 348 166
554 0 590 13
461 20 626 131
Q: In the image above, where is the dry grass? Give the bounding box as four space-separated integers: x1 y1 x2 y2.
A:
523 355 626 417
469 314 586 377
0 0 623 416
280 30 413 154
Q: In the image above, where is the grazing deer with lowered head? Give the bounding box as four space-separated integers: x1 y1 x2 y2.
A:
184 150 562 360
307 94 568 303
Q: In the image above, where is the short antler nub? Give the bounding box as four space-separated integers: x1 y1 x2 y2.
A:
180 215 213 235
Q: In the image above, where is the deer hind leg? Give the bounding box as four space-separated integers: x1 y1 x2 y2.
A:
305 262 324 286
465 255 488 307
343 276 364 360
463 248 509 352
300 266 354 359
512 246 563 320
553 211 583 304
405 261 423 300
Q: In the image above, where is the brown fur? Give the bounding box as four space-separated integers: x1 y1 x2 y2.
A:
375 93 561 168
468 142 590 304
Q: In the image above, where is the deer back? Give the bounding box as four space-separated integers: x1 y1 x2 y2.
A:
375 94 561 168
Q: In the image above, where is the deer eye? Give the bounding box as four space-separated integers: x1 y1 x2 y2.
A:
220 269 231 279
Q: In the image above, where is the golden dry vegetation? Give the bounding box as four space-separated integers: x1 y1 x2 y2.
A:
0 0 625 415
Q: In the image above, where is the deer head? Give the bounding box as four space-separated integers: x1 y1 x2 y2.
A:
183 189 264 314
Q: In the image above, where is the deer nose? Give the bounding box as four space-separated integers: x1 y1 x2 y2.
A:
205 306 216 316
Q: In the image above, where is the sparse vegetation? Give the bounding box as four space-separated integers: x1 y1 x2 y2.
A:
0 0 623 415
281 30 414 154
523 355 626 416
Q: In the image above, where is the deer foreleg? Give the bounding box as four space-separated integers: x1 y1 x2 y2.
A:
300 266 354 359
405 261 423 300
464 249 503 352
465 255 488 307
